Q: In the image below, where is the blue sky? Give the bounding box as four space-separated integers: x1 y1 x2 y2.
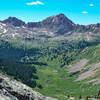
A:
0 0 100 25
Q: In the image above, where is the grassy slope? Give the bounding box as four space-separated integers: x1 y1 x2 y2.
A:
1 36 100 100
34 59 100 100
33 44 100 100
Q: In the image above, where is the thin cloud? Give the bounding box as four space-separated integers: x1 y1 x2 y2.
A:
82 11 88 14
26 1 44 5
90 4 94 6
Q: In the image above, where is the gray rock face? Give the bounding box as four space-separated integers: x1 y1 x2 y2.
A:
0 13 100 40
41 14 76 34
0 73 58 100
0 89 18 100
2 17 25 27
27 14 76 34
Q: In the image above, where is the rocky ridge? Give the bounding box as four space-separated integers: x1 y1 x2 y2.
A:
0 73 57 100
0 14 100 39
1 14 100 35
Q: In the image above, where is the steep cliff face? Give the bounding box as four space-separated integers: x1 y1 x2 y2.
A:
0 73 57 100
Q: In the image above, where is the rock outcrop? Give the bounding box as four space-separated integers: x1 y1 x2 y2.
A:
0 73 58 100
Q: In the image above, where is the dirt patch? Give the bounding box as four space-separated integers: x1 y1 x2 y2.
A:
76 70 96 81
88 63 100 70
76 63 100 81
88 79 100 85
68 59 88 73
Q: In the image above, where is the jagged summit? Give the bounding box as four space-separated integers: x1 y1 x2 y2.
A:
26 13 76 34
2 17 25 27
40 13 76 34
0 13 100 36
48 13 74 24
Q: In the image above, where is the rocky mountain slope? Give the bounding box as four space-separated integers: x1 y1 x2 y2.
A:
0 72 57 100
0 13 100 40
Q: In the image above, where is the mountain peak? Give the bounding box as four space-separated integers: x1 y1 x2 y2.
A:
54 13 67 18
2 17 25 27
42 13 75 25
41 14 75 34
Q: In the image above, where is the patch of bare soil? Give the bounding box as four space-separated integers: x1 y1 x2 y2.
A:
76 70 96 81
88 78 100 85
76 63 100 81
68 59 88 73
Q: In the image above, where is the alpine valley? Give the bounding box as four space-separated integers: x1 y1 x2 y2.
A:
1 14 100 100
